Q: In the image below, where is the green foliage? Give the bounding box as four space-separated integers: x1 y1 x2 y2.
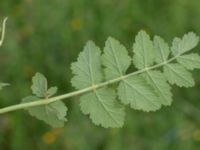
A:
0 83 9 90
164 63 194 87
22 73 67 127
1 1 200 149
153 36 170 63
102 37 131 79
1 16 199 128
133 31 155 69
19 30 200 128
70 30 200 128
31 72 58 98
171 32 199 55
177 53 200 70
22 96 67 128
118 76 161 111
80 88 125 128
71 41 103 89
143 71 172 106
71 40 125 127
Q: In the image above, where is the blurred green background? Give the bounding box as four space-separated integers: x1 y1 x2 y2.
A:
1 0 200 149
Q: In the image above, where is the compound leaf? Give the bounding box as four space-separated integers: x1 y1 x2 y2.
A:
22 73 64 127
153 35 170 63
22 31 200 128
171 32 199 56
177 53 200 70
118 76 161 112
102 37 131 79
80 88 125 128
133 30 155 69
71 41 103 89
143 71 172 106
22 96 67 128
164 63 194 87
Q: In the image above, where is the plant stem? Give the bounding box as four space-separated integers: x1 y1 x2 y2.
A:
0 17 8 47
0 56 177 114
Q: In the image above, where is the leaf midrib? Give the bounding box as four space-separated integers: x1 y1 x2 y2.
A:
109 40 123 75
94 90 121 127
124 80 159 109
166 64 193 85
146 71 170 105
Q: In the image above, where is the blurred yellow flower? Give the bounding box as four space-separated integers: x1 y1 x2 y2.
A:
41 128 63 145
70 18 82 31
42 132 56 145
193 129 200 142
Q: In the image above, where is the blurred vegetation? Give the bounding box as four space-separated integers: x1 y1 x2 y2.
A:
1 0 200 149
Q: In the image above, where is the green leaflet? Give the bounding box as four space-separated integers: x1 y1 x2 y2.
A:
46 87 58 97
177 53 200 70
22 72 67 127
164 63 194 87
80 88 125 128
118 76 161 112
171 32 199 56
102 37 131 79
153 35 170 63
22 96 67 128
143 71 172 106
133 30 155 69
31 72 58 98
31 72 48 97
71 41 103 89
0 83 9 90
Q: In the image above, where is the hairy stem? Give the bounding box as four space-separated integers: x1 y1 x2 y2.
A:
0 56 178 114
